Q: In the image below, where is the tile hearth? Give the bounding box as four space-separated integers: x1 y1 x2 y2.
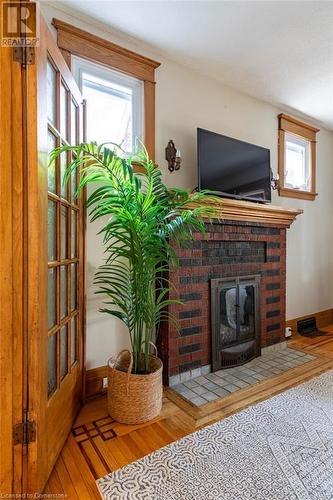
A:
172 347 314 406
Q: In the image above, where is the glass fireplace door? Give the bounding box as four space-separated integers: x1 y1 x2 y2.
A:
211 275 260 371
219 283 256 347
220 286 238 346
239 284 256 342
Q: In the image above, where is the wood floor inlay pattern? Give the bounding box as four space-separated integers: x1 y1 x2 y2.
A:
45 329 333 499
72 417 116 479
73 417 117 443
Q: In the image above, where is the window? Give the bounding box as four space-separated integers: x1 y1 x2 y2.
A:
53 18 160 160
278 113 319 200
72 57 143 153
285 133 310 191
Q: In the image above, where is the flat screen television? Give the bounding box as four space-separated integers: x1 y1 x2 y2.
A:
197 128 271 203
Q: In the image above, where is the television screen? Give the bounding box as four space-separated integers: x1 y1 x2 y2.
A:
197 128 271 203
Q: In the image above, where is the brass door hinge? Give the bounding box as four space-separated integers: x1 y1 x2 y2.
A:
13 47 35 67
13 416 36 445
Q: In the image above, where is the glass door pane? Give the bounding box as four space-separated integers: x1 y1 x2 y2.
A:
71 99 77 145
60 265 68 320
48 335 57 397
70 315 77 366
71 210 77 258
60 150 68 199
48 268 56 330
47 131 57 193
60 82 68 140
239 284 255 341
60 205 68 260
47 60 57 126
71 263 77 311
71 170 77 202
60 325 68 380
220 286 238 346
48 201 57 261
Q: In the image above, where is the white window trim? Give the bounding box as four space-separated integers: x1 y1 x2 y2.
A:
72 56 144 152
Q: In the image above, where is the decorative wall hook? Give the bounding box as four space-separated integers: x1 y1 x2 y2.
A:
271 173 280 190
165 140 182 172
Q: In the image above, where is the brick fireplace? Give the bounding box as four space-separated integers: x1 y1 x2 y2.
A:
157 198 302 386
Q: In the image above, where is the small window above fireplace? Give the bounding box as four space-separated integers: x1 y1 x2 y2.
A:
278 113 319 201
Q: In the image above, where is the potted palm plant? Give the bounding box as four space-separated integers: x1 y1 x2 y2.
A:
50 143 216 424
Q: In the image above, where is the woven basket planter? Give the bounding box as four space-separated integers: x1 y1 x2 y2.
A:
107 349 163 424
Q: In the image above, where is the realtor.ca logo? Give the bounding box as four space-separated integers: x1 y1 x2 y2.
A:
1 2 39 47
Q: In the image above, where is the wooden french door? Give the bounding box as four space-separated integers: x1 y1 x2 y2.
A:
26 17 85 493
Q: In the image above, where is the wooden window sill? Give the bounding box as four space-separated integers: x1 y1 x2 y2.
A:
278 187 317 201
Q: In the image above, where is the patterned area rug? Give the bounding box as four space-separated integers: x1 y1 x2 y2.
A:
97 370 333 499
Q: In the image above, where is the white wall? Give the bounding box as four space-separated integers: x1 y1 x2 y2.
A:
154 59 333 323
86 208 131 369
42 3 333 369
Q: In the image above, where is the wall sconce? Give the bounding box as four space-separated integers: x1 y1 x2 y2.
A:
165 140 182 172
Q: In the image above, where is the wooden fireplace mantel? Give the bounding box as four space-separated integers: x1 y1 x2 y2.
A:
190 197 303 227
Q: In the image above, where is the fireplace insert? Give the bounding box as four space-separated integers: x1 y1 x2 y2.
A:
210 275 261 370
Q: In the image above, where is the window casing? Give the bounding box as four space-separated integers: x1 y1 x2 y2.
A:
278 113 319 201
52 18 160 161
72 57 143 154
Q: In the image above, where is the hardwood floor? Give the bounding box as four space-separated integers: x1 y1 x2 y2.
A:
45 328 333 499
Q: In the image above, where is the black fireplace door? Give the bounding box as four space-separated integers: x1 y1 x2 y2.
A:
211 275 261 370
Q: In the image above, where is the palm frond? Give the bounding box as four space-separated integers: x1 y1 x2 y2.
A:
49 141 220 373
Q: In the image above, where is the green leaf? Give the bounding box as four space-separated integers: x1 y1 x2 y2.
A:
48 140 219 373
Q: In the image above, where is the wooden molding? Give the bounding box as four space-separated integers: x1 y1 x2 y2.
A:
189 196 303 227
278 113 320 136
144 80 156 161
59 48 71 69
85 365 108 399
286 308 333 335
278 187 317 201
52 18 160 83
